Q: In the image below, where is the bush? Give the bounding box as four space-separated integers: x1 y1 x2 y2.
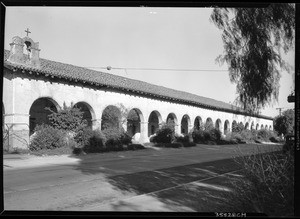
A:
164 143 182 148
192 128 221 144
175 134 189 143
192 129 205 143
182 142 197 147
225 132 244 144
127 144 146 150
205 128 221 142
74 128 106 153
257 129 270 141
47 102 87 133
74 127 95 147
232 122 244 133
152 124 175 143
29 124 66 151
240 129 256 142
102 128 132 151
226 150 294 216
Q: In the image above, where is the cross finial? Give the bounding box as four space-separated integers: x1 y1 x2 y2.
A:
25 28 31 37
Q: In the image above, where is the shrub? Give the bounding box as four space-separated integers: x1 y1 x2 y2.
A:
232 122 244 133
240 129 256 142
182 142 197 147
102 127 132 151
192 129 205 143
74 128 106 153
29 124 66 151
152 124 175 143
175 134 189 143
83 129 106 153
226 149 294 216
192 128 221 144
225 132 244 144
164 143 182 148
74 127 94 147
257 129 270 141
205 128 221 142
47 102 87 133
127 144 146 150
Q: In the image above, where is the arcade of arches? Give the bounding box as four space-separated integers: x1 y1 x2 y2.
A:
25 97 274 140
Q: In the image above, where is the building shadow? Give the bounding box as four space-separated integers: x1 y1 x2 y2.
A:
69 150 248 212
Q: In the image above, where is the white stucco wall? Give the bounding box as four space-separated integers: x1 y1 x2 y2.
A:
3 69 274 149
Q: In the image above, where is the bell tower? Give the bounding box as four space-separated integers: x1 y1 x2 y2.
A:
7 28 41 68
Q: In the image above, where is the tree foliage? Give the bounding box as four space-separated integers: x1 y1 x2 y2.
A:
47 102 87 133
210 4 295 113
274 109 295 136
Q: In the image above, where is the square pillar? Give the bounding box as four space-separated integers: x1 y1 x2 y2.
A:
4 113 30 151
139 122 149 143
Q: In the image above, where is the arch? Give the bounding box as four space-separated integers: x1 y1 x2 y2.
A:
194 116 203 130
29 97 60 135
127 108 144 137
224 120 230 134
205 117 214 130
101 105 122 130
250 122 254 130
215 119 222 131
232 120 238 133
269 125 272 130
166 113 178 128
256 123 259 130
261 124 264 130
245 122 249 130
148 110 162 136
73 102 95 128
265 125 268 130
181 114 191 135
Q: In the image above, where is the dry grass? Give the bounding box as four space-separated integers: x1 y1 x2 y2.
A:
225 145 294 216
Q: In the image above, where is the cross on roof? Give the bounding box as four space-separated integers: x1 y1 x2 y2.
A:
25 28 31 36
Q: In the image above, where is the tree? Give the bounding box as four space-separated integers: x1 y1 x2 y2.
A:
210 4 295 113
273 109 294 136
47 102 87 133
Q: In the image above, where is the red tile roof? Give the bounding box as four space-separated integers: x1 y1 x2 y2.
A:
3 50 272 120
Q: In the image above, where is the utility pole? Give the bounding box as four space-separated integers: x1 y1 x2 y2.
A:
276 107 284 116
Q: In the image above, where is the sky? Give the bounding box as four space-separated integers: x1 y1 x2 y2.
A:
4 6 295 118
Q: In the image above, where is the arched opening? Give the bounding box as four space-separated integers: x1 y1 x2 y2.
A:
269 125 272 130
265 125 268 130
239 122 245 130
148 110 162 137
261 124 264 130
194 116 203 131
232 120 238 132
29 97 59 135
205 117 214 130
224 120 230 135
215 119 222 131
251 122 254 130
245 122 249 130
101 105 122 130
166 113 177 129
23 40 32 57
127 108 143 137
73 102 94 128
181 114 190 135
256 123 259 130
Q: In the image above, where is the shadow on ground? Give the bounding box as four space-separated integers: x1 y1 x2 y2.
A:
68 145 282 212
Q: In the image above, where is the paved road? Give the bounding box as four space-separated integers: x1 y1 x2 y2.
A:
3 143 282 211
